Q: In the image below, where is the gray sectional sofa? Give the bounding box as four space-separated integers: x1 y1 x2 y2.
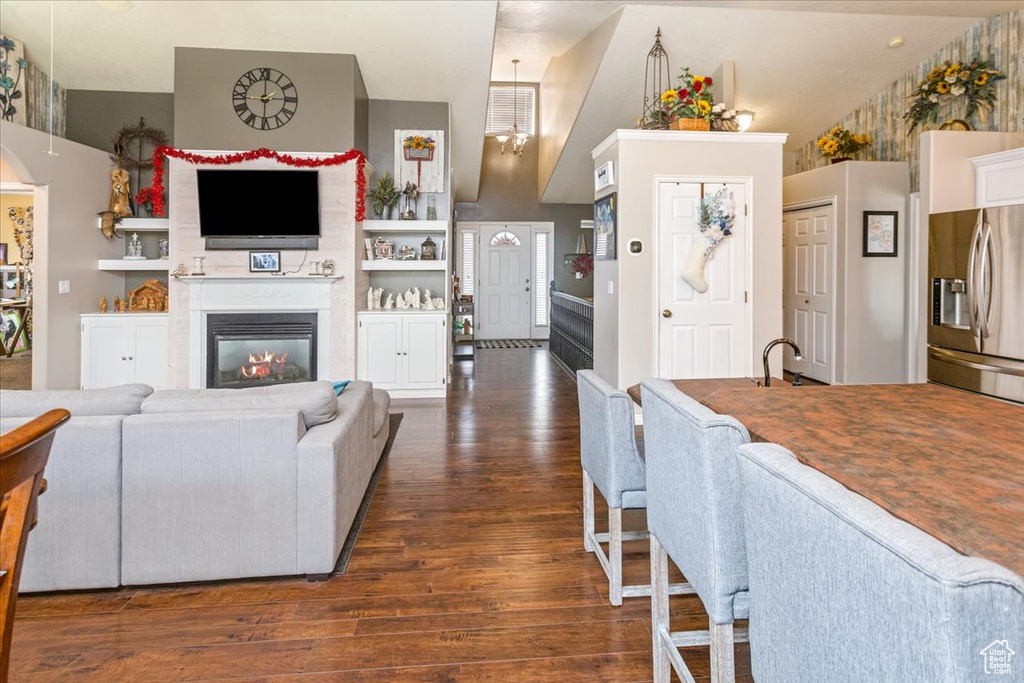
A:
0 380 390 591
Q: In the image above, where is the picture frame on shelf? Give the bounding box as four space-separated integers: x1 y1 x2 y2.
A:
0 243 7 265
863 211 898 257
594 193 617 260
249 250 281 273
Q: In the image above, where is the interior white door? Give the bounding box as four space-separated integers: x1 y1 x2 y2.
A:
658 181 749 379
783 206 833 383
478 223 531 339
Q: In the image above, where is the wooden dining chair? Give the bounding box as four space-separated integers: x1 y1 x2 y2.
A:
0 409 69 683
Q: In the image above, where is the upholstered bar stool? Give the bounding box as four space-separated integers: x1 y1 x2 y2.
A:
640 379 752 683
576 370 693 606
736 442 1024 683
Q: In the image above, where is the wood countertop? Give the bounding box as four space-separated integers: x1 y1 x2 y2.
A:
630 380 1024 578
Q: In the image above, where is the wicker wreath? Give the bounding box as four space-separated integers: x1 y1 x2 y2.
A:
109 120 168 172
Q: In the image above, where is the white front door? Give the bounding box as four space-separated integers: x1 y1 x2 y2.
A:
478 223 531 339
657 181 749 378
783 206 833 383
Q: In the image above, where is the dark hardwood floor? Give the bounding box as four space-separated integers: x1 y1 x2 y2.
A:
11 347 750 681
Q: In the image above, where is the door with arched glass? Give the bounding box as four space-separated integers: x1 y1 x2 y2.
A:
478 223 531 339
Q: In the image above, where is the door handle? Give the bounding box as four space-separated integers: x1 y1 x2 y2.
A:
662 309 672 318
979 222 994 339
525 287 530 292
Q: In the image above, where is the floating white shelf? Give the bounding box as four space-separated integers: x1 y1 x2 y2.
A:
97 259 171 272
361 260 447 271
361 220 447 233
98 217 170 232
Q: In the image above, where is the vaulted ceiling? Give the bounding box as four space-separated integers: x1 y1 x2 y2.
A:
0 0 1020 204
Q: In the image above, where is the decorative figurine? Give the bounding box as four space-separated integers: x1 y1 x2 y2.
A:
128 279 169 312
108 167 132 218
410 287 421 309
158 238 169 259
395 292 410 309
367 285 375 310
191 256 205 276
172 263 188 277
383 293 394 309
432 297 444 309
374 237 394 260
321 259 336 276
373 287 383 309
99 296 107 313
125 232 145 260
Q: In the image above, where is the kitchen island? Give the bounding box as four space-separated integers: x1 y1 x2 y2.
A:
629 380 1024 577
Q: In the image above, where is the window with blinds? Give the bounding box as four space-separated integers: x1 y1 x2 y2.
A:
534 232 549 326
485 85 536 136
459 230 476 297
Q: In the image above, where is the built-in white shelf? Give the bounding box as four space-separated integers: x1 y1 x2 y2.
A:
361 260 447 272
98 259 171 272
98 217 169 232
361 220 447 233
358 308 449 314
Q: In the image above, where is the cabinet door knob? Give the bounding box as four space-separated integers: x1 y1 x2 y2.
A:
128 356 134 361
122 356 127 360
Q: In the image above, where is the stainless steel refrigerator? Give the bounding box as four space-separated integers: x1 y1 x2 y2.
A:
928 204 1024 403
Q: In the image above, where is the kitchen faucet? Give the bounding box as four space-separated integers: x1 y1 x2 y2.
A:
762 338 803 387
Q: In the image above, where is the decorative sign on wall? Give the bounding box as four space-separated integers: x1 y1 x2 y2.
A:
395 129 444 193
595 161 615 191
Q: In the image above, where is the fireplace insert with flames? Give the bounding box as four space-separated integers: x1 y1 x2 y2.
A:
206 313 317 389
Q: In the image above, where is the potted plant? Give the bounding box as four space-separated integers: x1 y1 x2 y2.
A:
367 172 400 219
571 253 593 279
816 127 872 163
661 68 715 131
905 59 1006 132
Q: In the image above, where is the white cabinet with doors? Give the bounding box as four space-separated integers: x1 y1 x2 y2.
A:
357 311 446 398
971 148 1024 208
81 313 169 389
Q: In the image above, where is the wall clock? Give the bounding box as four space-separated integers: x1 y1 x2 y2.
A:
232 67 298 130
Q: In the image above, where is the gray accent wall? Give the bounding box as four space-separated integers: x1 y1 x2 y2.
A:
174 48 363 153
455 141 594 298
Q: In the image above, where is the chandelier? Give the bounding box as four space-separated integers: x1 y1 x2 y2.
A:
496 59 528 156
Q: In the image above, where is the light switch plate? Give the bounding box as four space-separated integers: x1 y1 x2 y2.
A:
607 281 614 295
58 280 70 294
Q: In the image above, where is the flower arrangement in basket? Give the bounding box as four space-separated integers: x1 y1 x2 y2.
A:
660 68 714 131
816 126 872 161
905 59 1006 132
403 135 436 161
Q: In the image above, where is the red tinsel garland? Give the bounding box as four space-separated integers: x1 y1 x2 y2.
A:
148 146 368 222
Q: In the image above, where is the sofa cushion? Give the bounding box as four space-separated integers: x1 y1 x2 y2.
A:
372 388 391 436
0 384 153 418
141 380 338 428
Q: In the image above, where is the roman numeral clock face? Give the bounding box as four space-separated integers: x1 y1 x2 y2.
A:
232 67 298 130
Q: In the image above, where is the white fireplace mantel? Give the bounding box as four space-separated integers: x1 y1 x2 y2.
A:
182 276 341 388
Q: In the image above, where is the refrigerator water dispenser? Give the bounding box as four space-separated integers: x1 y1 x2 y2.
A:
932 278 971 330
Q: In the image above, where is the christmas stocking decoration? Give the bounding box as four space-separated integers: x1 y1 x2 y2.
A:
681 234 713 293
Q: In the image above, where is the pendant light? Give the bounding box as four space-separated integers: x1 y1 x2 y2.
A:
497 59 528 156
44 0 59 157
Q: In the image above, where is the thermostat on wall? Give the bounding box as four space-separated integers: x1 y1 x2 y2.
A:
628 239 643 255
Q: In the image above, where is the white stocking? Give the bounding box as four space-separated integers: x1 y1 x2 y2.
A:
681 234 712 293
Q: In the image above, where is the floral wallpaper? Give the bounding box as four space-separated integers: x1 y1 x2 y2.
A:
793 9 1023 190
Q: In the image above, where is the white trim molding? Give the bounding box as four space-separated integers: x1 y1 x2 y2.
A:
592 129 790 159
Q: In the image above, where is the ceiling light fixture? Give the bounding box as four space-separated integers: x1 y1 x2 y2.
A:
497 59 528 157
735 110 755 132
44 0 59 157
888 36 905 49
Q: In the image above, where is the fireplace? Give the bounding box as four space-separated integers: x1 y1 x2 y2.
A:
206 313 318 389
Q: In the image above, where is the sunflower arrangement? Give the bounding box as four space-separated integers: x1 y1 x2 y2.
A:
905 59 1006 132
660 68 715 122
403 135 436 151
816 126 872 159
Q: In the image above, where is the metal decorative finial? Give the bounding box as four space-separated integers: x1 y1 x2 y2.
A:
639 27 671 130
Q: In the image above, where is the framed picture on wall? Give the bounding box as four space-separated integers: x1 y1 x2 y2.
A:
0 309 28 356
594 193 617 260
863 211 898 257
249 250 281 273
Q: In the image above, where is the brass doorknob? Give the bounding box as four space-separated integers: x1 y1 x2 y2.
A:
662 309 672 318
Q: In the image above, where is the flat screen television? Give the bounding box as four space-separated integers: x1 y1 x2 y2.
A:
197 169 320 250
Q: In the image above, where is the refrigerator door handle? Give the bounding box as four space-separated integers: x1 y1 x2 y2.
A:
966 210 983 336
979 221 994 339
929 347 1024 378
